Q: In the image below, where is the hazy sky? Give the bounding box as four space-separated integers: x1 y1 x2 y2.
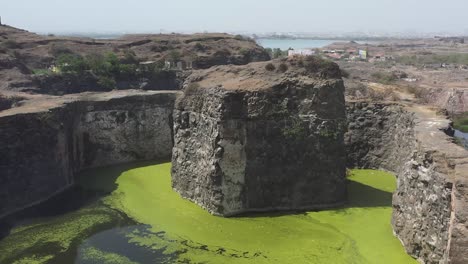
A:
2 0 468 34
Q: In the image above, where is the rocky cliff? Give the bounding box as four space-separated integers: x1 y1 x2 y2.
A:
172 59 347 216
346 101 468 264
0 90 179 219
423 87 468 114
0 25 270 94
346 102 415 171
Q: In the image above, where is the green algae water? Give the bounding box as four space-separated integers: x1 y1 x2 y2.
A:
0 163 417 264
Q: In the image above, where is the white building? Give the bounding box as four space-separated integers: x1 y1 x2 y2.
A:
288 49 315 57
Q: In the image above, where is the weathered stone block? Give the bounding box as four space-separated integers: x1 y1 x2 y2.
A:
171 60 347 216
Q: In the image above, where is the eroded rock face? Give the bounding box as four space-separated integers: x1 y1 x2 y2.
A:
0 108 75 219
345 102 415 171
172 61 347 216
76 94 175 168
345 101 468 264
0 91 178 218
392 150 453 263
423 88 468 114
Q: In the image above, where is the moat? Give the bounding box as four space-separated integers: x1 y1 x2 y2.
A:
0 162 416 264
1 24 467 264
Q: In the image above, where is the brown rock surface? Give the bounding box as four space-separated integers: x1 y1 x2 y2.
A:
172 59 347 216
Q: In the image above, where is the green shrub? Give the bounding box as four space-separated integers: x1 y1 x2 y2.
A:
282 118 307 139
234 34 244 40
371 72 397 85
272 48 285 58
56 54 88 74
150 45 169 52
453 114 468 133
85 53 106 74
239 48 250 57
49 44 74 57
301 56 342 78
265 63 276 71
278 63 288 73
84 52 128 77
168 50 181 62
118 64 138 79
32 69 51 75
406 85 426 99
97 76 116 90
121 49 138 64
194 42 204 51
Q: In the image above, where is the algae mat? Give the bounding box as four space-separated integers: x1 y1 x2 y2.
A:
0 163 417 264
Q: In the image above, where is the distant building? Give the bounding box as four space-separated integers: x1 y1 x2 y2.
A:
326 53 343 60
346 48 358 55
139 61 157 66
164 59 193 70
358 50 368 60
288 49 315 57
322 49 344 54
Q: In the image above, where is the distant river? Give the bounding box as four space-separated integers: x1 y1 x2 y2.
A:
256 39 338 50
455 129 468 149
256 38 377 50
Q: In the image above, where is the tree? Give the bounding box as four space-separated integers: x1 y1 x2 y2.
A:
56 54 88 74
169 50 181 62
122 49 138 64
265 63 276 71
278 63 288 73
272 48 283 58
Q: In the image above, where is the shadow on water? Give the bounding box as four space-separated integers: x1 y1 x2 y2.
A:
0 160 164 241
229 179 393 219
454 129 468 150
346 180 393 208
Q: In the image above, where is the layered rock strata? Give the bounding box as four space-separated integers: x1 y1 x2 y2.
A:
0 90 179 219
172 60 347 216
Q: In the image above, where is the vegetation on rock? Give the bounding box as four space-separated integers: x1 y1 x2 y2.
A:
453 114 468 132
278 63 288 72
52 51 170 90
291 55 343 78
371 71 398 85
264 63 276 71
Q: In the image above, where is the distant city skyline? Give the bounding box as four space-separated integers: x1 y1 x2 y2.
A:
3 0 468 36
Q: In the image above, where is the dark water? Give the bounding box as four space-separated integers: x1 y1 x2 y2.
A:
454 129 468 149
